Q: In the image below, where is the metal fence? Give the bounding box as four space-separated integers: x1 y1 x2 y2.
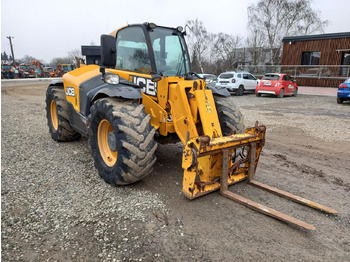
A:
237 65 350 80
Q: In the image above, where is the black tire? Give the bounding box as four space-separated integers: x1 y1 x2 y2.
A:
45 86 81 142
88 98 157 185
337 98 343 104
256 93 261 97
215 98 245 135
277 88 284 98
236 85 244 96
293 88 298 97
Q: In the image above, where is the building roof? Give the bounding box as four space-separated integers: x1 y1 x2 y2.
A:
282 32 350 43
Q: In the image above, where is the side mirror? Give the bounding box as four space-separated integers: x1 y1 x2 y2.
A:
100 34 116 68
151 73 162 82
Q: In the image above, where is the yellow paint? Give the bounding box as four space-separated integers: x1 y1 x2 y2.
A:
182 127 266 199
63 65 100 112
97 119 117 167
50 100 58 130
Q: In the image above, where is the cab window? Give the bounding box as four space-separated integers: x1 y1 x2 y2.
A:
150 27 190 76
116 26 152 74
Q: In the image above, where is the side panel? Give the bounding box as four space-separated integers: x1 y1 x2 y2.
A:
63 66 143 118
63 64 101 112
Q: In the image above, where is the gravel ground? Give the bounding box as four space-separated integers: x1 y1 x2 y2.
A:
1 80 350 261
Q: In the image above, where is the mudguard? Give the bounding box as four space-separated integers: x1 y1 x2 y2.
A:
92 84 142 101
79 74 142 117
208 84 231 97
49 79 64 87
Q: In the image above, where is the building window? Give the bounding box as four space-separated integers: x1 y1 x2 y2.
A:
301 51 320 65
340 52 350 76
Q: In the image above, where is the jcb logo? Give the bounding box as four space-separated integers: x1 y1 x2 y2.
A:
132 76 157 97
66 87 75 97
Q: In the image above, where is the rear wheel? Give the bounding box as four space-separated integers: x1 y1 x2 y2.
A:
337 97 343 104
88 98 157 185
45 86 81 141
236 85 244 96
215 98 245 135
277 88 284 98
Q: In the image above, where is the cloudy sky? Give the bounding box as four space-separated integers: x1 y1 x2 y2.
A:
1 0 349 64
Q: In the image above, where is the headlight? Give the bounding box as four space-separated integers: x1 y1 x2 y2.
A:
105 74 120 85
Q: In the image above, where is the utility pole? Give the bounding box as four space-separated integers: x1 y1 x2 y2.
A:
7 36 16 64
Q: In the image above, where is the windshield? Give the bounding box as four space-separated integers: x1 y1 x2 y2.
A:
263 74 280 80
219 73 234 79
62 65 72 71
149 27 190 77
19 65 30 70
2 65 11 70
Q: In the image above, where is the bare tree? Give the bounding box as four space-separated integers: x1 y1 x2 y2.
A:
247 0 328 65
298 9 329 35
49 56 74 69
246 29 267 66
48 49 82 68
212 33 243 71
186 19 215 73
67 49 83 66
18 55 45 65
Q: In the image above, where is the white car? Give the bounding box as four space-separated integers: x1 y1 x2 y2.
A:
197 73 217 86
216 71 259 96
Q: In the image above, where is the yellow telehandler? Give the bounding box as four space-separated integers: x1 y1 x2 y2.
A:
45 22 337 230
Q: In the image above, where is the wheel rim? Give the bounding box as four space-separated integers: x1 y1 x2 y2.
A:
50 100 58 130
97 119 118 167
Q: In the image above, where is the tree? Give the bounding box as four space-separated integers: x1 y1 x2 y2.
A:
186 19 215 73
49 57 73 69
212 33 243 71
17 55 44 65
49 49 82 68
247 0 328 65
246 29 267 66
2 51 9 61
67 49 82 67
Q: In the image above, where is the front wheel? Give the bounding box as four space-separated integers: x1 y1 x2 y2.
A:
88 98 157 185
215 98 245 135
277 88 284 98
293 88 298 96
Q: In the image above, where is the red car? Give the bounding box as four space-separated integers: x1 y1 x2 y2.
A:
255 73 298 98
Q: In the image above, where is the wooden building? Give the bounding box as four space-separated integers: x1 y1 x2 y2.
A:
281 32 350 87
